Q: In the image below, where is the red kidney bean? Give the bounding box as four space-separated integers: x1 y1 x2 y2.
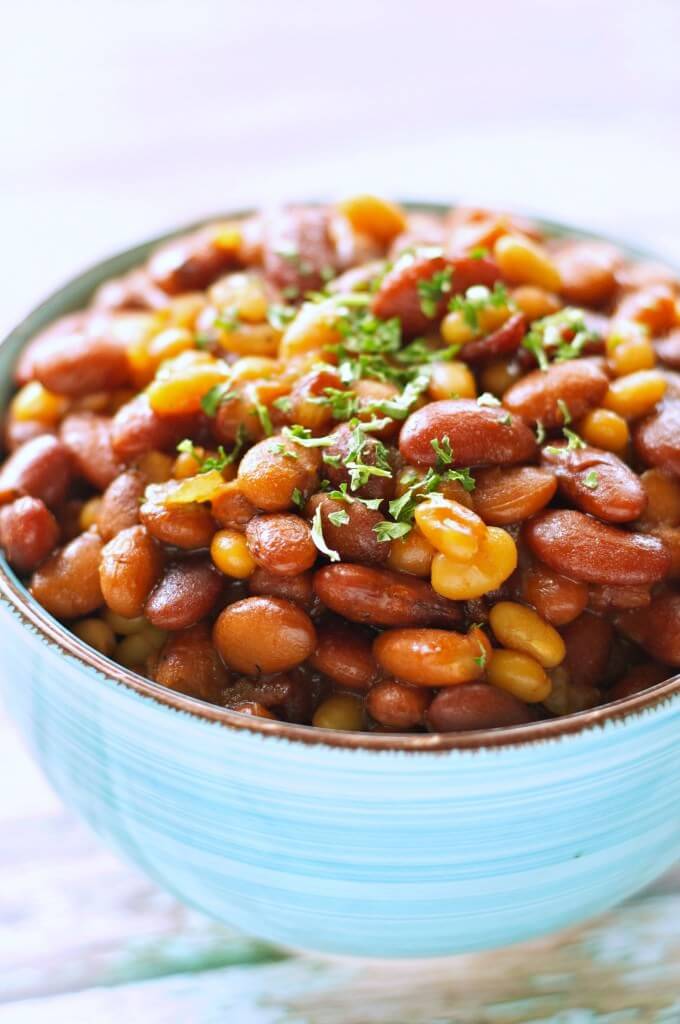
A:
111 394 205 462
231 701 278 719
245 514 317 576
615 283 677 336
371 252 500 335
15 313 89 386
60 412 122 490
588 583 652 612
148 228 242 295
93 269 169 312
609 662 669 701
262 206 344 293
522 562 589 626
248 566 316 609
366 680 431 729
633 400 680 477
426 683 533 732
100 525 164 618
213 596 317 675
309 617 379 691
226 671 315 723
374 626 491 686
31 326 131 397
473 466 557 525
314 563 462 627
541 443 646 522
0 435 72 508
306 493 389 564
400 398 537 468
654 328 680 369
0 496 59 573
616 590 680 666
97 470 146 541
503 359 609 427
4 417 55 453
145 556 224 630
561 612 613 690
650 526 680 578
152 621 231 702
322 424 396 501
525 510 670 586
458 313 526 363
238 437 322 511
30 530 104 619
211 483 256 532
140 482 217 549
554 241 620 308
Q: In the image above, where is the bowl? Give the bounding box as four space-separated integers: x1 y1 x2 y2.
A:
1 206 679 958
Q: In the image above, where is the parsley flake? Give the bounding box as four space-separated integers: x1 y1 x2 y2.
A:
201 382 237 416
418 266 454 318
373 520 412 542
431 435 454 466
311 504 341 561
328 509 350 527
582 470 599 490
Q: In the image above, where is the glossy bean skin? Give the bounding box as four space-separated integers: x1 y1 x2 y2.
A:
522 562 589 626
15 312 88 386
400 399 537 468
373 626 491 686
237 437 321 511
100 525 164 619
262 207 345 293
323 425 396 501
211 482 257 532
145 556 224 630
152 622 231 702
245 514 317 576
0 496 59 573
30 327 131 397
541 443 646 523
97 470 146 541
458 313 526 363
366 680 431 729
306 493 389 564
309 618 379 692
525 510 671 585
616 591 680 665
609 662 669 701
4 416 55 453
60 412 122 490
314 564 462 628
248 567 316 609
213 596 317 675
226 671 316 724
0 435 72 508
472 466 557 525
560 612 614 690
426 683 533 732
654 328 680 369
30 530 104 619
231 701 278 719
140 482 217 549
111 394 203 462
554 241 620 308
633 400 680 477
503 359 609 427
148 229 242 296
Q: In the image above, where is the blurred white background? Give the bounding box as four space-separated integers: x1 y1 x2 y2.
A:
2 0 680 332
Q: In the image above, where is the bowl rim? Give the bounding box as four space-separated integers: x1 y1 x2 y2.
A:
1 201 678 753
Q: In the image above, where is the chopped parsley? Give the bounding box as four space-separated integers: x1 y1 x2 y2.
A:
272 395 293 414
469 246 489 260
344 421 393 490
582 470 599 490
252 401 273 436
373 520 412 542
311 503 341 561
267 304 297 330
291 487 304 509
387 464 474 526
200 382 237 416
395 340 462 365
282 425 335 448
535 420 546 444
272 442 299 460
214 308 241 333
557 399 572 425
177 439 234 474
545 427 588 455
328 508 350 527
448 282 508 331
523 308 599 371
362 374 430 420
417 266 454 318
477 392 502 407
431 435 454 466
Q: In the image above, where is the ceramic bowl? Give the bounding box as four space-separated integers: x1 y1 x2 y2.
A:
1 208 679 958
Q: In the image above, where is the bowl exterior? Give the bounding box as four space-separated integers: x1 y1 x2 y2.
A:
1 597 679 957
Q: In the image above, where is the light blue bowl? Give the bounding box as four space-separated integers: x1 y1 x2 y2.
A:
1 209 679 958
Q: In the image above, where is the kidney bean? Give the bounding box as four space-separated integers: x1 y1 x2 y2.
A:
93 269 169 312
371 252 500 335
649 526 680 578
111 394 204 462
560 612 613 690
322 424 396 501
15 313 88 385
213 388 269 446
654 328 680 369
617 591 680 665
473 466 556 525
615 283 677 336
226 670 316 723
400 399 537 469
286 368 344 434
210 482 256 532
4 417 55 453
213 596 317 675
60 412 122 490
309 618 379 692
314 563 462 627
306 493 389 564
0 435 72 508
140 482 216 549
96 470 146 541
31 326 131 397
554 241 620 308
152 622 231 702
30 530 104 619
633 400 680 477
373 626 491 686
588 583 652 611
262 206 346 293
525 510 670 585
148 229 242 296
366 680 431 729
458 313 527 363
99 525 164 618
541 443 646 523
503 359 609 427
145 556 224 630
237 436 321 511
246 513 317 576
426 683 533 732
232 701 278 719
0 496 59 573
522 562 589 626
609 662 669 701
248 566 316 609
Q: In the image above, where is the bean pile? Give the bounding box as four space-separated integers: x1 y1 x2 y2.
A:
2 197 679 732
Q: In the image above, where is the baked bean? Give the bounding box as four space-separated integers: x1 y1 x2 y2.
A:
338 195 407 245
211 529 256 578
153 622 231 702
554 241 620 307
211 482 257 531
97 470 146 541
603 369 667 420
0 435 72 508
472 466 557 525
426 683 533 732
140 481 216 549
458 313 527 364
400 398 537 468
654 328 680 369
541 443 646 523
30 530 104 619
111 394 203 462
428 360 477 401
15 313 88 385
616 591 680 665
238 436 321 511
145 557 224 630
511 285 561 321
60 412 122 490
305 493 388 565
639 468 680 526
561 612 614 689
0 497 59 573
543 667 601 716
314 563 462 627
633 400 680 477
430 527 518 600
309 618 378 692
72 616 116 657
312 693 364 731
287 367 344 433
100 525 164 618
588 583 652 612
615 283 677 336
494 234 561 291
232 701 278 719
373 625 491 686
489 601 565 668
503 359 609 427
609 662 669 701
414 495 486 561
386 528 435 577
486 649 552 703
649 526 680 578
248 566 316 609
31 327 131 397
246 514 316 576
522 562 589 626
4 417 55 453
524 510 670 585
213 596 317 675
148 228 242 296
577 408 630 455
262 206 345 293
322 424 396 501
226 671 315 723
366 680 430 729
